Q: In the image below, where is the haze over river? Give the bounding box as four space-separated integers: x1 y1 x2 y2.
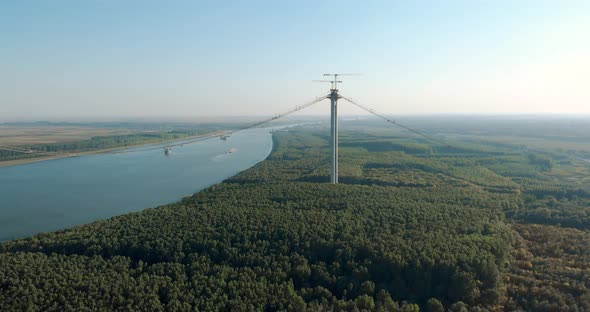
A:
0 128 273 241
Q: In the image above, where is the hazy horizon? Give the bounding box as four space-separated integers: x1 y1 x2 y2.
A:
1 0 589 120
3 113 590 125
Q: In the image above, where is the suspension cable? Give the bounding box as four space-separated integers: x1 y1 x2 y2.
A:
226 95 329 134
106 94 331 154
1 95 330 156
339 95 450 146
164 94 330 148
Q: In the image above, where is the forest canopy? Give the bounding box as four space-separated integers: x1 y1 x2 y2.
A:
2 126 590 311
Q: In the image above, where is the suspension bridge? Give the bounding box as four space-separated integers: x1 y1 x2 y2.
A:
0 74 448 183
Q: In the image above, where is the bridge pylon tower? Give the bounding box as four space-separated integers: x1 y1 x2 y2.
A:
323 73 360 183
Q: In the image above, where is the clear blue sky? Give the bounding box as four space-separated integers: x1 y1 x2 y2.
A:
1 0 589 120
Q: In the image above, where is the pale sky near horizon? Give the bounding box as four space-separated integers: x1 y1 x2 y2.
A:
1 0 589 121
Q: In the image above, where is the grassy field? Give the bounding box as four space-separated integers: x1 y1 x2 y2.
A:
0 126 137 145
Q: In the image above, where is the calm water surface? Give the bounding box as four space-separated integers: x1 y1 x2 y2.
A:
0 128 273 241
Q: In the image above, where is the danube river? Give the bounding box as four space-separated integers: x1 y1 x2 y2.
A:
0 128 273 241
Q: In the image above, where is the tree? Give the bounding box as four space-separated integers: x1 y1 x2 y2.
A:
425 298 444 312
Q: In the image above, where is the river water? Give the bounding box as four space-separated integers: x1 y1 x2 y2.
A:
0 128 273 241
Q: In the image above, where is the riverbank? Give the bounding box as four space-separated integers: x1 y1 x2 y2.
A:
0 127 274 241
0 131 226 168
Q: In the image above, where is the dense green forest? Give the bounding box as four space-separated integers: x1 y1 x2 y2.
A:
505 223 590 311
1 125 590 311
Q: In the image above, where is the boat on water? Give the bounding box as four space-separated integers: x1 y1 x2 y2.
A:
225 148 238 154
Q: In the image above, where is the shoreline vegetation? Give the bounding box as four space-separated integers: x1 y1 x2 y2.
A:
1 125 590 310
0 130 226 168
